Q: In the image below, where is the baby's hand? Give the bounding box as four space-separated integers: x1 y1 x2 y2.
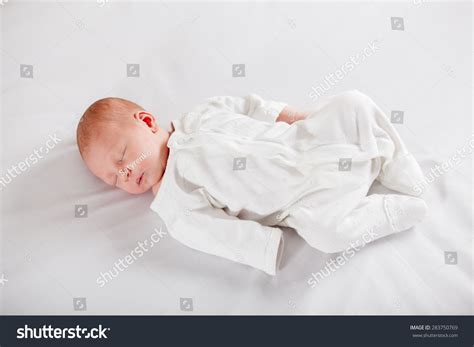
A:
276 106 309 124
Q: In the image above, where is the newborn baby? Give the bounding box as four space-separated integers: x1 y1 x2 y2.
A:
77 90 427 275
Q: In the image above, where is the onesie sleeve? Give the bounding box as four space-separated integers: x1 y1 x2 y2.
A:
205 94 288 123
156 199 283 276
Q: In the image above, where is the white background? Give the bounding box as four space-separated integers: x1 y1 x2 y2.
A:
1 1 472 314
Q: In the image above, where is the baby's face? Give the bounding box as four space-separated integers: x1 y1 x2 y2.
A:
83 112 170 195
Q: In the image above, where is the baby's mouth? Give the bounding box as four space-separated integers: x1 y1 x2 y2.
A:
137 172 144 186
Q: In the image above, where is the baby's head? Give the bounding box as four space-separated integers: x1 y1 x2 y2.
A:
77 97 170 195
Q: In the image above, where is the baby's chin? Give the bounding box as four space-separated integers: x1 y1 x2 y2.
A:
122 182 154 195
130 187 151 195
120 170 162 195
132 171 161 195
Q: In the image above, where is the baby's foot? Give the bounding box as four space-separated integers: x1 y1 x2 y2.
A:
383 194 428 232
378 153 426 196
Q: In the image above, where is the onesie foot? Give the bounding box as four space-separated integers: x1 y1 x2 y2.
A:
378 153 425 196
383 194 428 232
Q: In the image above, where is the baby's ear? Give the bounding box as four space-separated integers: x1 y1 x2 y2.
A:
134 111 158 132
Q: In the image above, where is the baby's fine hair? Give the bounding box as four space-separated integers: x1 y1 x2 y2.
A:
77 97 144 158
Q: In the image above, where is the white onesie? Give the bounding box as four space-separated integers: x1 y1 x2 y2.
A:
150 90 427 275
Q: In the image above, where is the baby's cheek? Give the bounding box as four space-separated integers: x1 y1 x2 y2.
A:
142 151 153 164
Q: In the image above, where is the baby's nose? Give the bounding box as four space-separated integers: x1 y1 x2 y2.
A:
121 167 132 182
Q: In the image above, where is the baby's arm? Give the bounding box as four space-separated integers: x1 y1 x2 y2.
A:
203 94 310 125
276 105 310 125
163 202 284 276
203 94 287 123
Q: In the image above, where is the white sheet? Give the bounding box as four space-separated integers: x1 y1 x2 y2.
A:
1 1 472 315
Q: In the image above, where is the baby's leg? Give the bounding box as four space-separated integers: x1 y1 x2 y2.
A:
284 192 427 253
347 90 425 196
310 90 426 196
284 90 428 253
